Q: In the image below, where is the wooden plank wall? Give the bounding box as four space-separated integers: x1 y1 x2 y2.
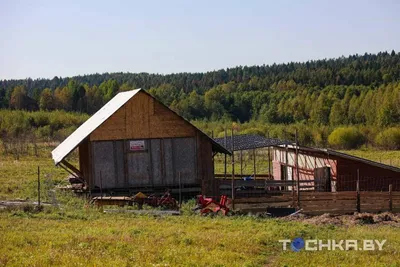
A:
197 132 216 195
219 180 315 198
393 192 400 212
90 91 196 141
299 192 357 215
336 158 400 191
272 148 338 182
234 193 294 213
360 192 389 213
231 191 400 214
78 138 91 184
300 191 400 214
80 91 220 193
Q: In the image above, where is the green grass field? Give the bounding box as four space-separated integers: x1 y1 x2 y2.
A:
1 146 400 266
1 212 399 267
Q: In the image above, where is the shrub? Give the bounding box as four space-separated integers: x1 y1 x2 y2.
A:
0 110 88 142
328 127 365 149
375 127 400 149
36 125 53 139
29 111 50 127
54 126 78 141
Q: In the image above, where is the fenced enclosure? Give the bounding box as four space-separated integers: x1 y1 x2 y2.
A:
219 178 400 214
213 132 400 214
231 189 400 215
337 174 400 191
214 148 273 177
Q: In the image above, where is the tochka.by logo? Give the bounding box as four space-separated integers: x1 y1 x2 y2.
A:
279 237 386 252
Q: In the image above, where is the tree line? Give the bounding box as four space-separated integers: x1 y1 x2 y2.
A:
1 51 399 128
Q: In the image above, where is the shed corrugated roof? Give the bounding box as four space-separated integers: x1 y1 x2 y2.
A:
213 134 290 151
51 89 141 164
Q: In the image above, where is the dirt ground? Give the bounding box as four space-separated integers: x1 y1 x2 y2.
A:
283 211 400 227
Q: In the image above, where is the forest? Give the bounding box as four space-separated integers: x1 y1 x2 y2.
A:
1 51 400 150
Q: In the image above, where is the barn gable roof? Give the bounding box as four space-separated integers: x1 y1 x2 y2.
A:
52 89 229 165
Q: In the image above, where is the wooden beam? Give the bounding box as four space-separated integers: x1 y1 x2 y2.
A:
253 149 256 180
240 150 243 178
295 129 300 208
267 131 271 179
60 159 83 177
356 169 360 212
224 128 227 179
389 184 393 212
285 131 289 192
58 162 86 186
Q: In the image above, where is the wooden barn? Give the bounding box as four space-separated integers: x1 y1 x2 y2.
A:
272 145 400 192
51 89 230 195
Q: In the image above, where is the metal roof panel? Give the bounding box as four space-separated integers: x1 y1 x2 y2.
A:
213 134 291 151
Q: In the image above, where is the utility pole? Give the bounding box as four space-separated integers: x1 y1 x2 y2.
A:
295 129 300 208
231 127 235 210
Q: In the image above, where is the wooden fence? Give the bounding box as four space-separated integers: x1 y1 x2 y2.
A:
219 179 314 198
233 189 400 215
234 194 294 213
215 174 272 179
299 192 357 215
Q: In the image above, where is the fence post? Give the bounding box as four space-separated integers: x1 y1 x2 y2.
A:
178 172 182 209
224 128 227 180
389 184 393 212
37 166 41 207
356 172 360 212
100 171 103 199
295 129 300 208
253 149 256 180
231 128 235 211
267 131 271 179
292 184 296 208
240 150 243 179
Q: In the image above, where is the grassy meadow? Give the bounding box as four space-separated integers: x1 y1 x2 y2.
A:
1 145 400 266
1 211 400 267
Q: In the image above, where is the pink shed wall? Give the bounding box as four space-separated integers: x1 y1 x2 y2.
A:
272 148 337 182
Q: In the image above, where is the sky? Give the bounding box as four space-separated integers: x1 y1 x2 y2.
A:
1 0 399 80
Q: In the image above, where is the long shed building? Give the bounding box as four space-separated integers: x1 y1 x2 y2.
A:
272 145 400 191
51 89 229 195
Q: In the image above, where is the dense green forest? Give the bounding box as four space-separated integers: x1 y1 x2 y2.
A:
1 51 400 150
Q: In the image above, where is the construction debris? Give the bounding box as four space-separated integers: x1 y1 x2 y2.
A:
194 195 230 215
91 190 178 210
283 211 400 226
